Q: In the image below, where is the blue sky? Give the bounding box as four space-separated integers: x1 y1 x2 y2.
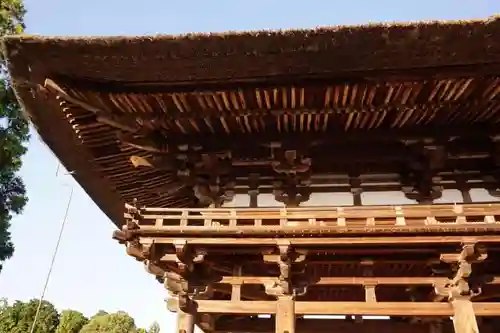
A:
0 0 499 332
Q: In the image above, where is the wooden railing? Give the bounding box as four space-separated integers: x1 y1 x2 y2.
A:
125 203 500 235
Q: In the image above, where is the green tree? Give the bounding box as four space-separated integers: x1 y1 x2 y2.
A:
80 311 138 333
0 299 60 333
55 309 88 333
148 322 160 333
0 0 29 272
90 310 108 319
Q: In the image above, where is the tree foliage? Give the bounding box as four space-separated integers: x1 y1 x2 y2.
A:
80 311 138 333
55 309 89 333
90 310 108 320
0 299 60 333
0 299 154 333
0 0 29 272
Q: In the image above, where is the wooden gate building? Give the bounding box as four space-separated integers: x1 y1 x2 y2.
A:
5 16 500 333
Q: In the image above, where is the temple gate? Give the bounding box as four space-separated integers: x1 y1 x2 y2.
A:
5 15 500 333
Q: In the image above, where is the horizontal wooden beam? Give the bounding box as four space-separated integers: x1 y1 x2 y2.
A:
141 235 500 246
216 276 500 286
166 299 500 316
214 318 450 333
212 317 500 333
136 224 500 237
141 202 500 214
232 181 496 194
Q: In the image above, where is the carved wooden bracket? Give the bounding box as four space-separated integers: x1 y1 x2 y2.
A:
112 230 128 244
198 314 215 332
127 149 236 206
172 283 214 314
264 282 308 298
125 239 145 261
400 142 445 204
271 149 311 174
434 243 488 301
161 241 215 307
124 200 142 230
187 154 235 207
264 241 309 297
144 259 165 277
173 240 206 274
273 175 312 207
402 173 443 204
165 272 214 314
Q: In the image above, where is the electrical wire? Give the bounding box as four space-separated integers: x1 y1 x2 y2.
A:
29 167 74 333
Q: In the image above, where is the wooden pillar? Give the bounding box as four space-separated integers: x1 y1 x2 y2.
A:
265 241 306 333
232 265 243 301
176 308 195 333
353 191 362 206
249 173 260 208
435 243 487 333
167 242 208 333
456 177 472 203
350 175 363 206
364 284 377 302
276 295 295 333
460 188 472 203
451 296 479 333
249 189 259 208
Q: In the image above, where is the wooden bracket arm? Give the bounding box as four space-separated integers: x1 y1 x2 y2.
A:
173 240 206 273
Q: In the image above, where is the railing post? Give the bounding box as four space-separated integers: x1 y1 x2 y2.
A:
395 206 406 226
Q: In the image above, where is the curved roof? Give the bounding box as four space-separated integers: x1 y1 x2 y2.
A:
4 16 500 226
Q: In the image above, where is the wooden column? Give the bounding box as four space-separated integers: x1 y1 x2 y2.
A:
435 243 487 333
249 173 260 208
249 189 259 208
264 241 308 333
456 177 472 203
276 295 295 333
349 175 363 206
232 265 243 301
352 189 362 206
451 296 479 333
176 307 195 333
460 189 472 204
364 284 377 303
166 241 209 333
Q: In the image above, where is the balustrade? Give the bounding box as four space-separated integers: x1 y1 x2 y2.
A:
125 203 500 234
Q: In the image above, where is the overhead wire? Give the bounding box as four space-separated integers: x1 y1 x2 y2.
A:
29 164 74 333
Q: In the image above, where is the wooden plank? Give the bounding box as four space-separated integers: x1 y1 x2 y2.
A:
141 235 500 246
276 296 295 333
214 318 457 333
135 224 500 236
216 276 500 286
166 299 500 316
